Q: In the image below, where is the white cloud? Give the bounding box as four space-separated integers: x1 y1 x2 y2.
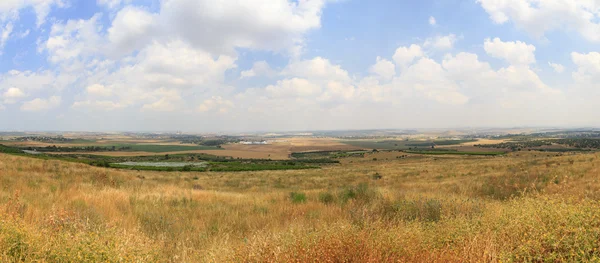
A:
3 87 25 98
198 96 234 113
18 29 30 38
108 6 157 56
0 1 582 130
0 23 13 52
2 87 26 103
484 38 536 65
265 78 322 98
72 100 126 111
392 44 424 69
44 14 105 64
21 96 61 111
282 57 351 83
141 88 183 112
369 56 396 80
0 0 66 27
572 52 600 84
318 81 356 102
158 0 329 56
478 0 600 42
0 70 69 93
429 16 436 26
424 34 458 50
86 84 112 97
97 0 130 9
241 61 275 78
548 62 565 73
398 57 469 105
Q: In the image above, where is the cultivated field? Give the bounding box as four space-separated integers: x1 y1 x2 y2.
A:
2 146 600 262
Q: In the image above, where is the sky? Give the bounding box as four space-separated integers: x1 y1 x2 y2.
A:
0 0 600 132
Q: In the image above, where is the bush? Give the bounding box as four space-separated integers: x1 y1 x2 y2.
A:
318 192 335 204
479 172 550 200
339 183 377 204
391 198 443 222
289 192 307 204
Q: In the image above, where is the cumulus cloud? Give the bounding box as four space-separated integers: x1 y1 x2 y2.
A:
198 96 234 113
0 0 588 130
108 6 157 56
86 84 112 97
241 61 275 78
369 56 396 80
265 78 322 98
282 57 351 83
484 38 536 65
572 52 600 84
156 0 329 56
424 34 458 50
97 0 131 9
0 0 67 27
44 14 105 64
21 96 61 111
549 62 565 73
141 88 184 112
392 44 424 69
478 0 600 42
2 87 26 103
0 70 71 93
72 100 126 111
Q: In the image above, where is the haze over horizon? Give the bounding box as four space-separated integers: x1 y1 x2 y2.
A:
1 0 600 132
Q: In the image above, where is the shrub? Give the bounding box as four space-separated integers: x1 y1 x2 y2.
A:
318 192 335 204
338 183 377 204
391 198 443 222
478 172 550 200
289 192 307 204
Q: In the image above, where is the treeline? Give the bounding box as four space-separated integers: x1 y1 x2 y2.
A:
178 135 241 146
476 140 553 151
291 150 365 159
0 144 24 154
477 138 600 151
405 140 476 147
11 136 77 143
28 145 132 152
556 138 600 149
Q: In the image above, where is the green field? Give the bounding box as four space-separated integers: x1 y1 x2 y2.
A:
106 144 221 152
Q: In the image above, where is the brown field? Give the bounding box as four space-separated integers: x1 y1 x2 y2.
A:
218 137 364 159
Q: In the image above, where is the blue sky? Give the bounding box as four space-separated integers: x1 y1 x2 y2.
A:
0 0 599 132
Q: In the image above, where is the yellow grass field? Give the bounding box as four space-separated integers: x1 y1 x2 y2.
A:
2 149 600 262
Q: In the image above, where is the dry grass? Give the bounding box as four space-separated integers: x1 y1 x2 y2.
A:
1 151 600 262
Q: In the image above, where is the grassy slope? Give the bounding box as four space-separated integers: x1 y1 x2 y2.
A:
1 152 600 261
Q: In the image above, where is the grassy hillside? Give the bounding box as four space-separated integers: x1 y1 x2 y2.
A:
1 152 600 262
